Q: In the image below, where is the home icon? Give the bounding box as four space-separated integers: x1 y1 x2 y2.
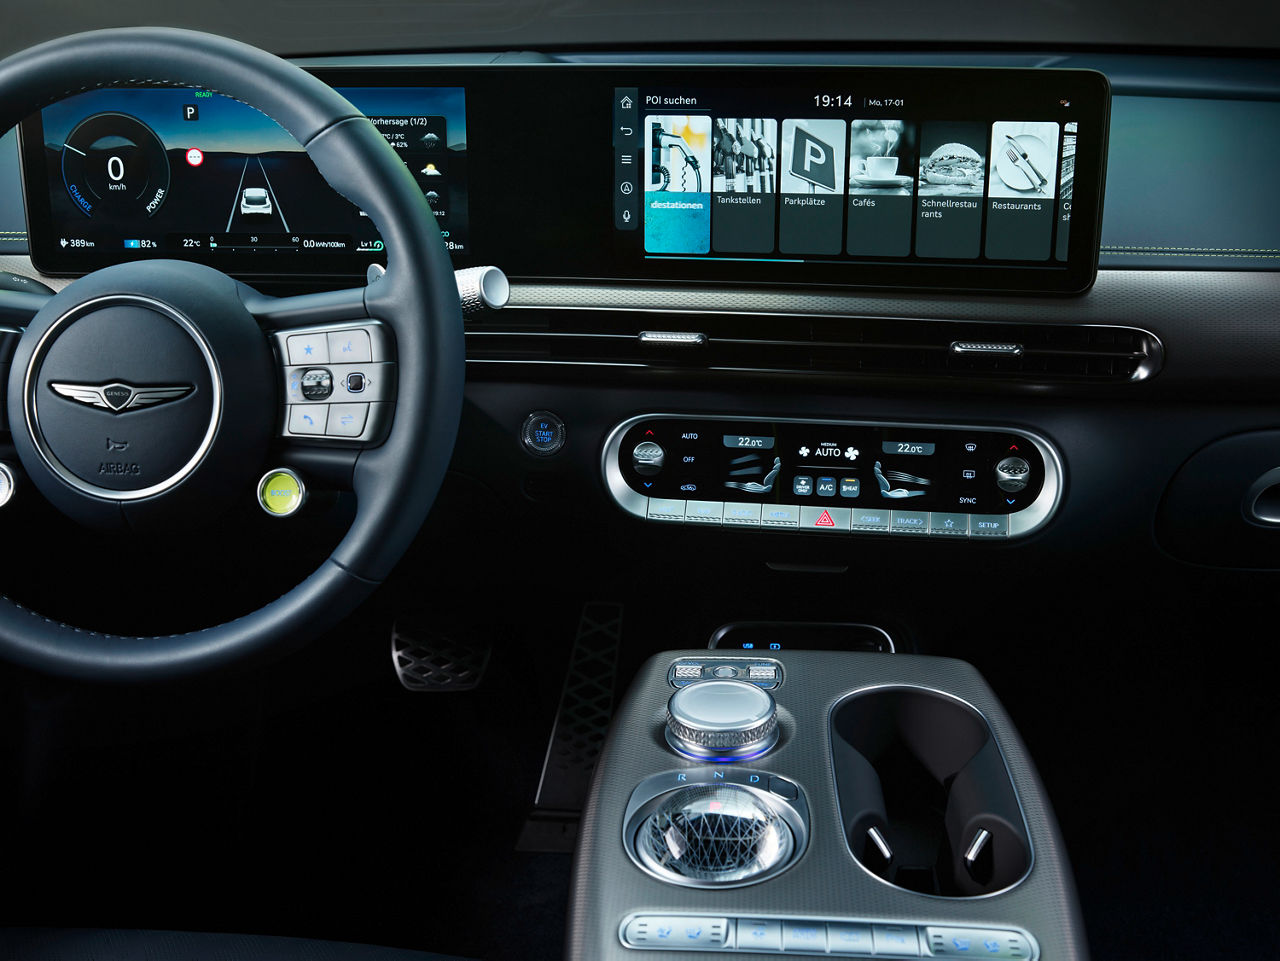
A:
620 95 633 109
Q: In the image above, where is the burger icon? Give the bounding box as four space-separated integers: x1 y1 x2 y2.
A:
921 142 985 187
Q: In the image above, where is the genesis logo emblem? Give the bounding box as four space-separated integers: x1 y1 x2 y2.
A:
49 381 193 414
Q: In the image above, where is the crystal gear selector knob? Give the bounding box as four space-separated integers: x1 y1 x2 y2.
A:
665 679 780 761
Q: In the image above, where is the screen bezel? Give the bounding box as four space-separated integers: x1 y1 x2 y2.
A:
20 64 1109 295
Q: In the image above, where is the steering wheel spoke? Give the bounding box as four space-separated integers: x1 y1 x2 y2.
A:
242 285 397 449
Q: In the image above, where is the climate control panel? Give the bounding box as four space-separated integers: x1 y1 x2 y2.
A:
602 415 1062 540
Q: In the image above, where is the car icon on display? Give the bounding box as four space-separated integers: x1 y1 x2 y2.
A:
240 186 272 215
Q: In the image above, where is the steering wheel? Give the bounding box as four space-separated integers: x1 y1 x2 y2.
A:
0 29 464 680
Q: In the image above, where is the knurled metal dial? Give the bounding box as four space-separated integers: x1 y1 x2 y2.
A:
665 679 779 760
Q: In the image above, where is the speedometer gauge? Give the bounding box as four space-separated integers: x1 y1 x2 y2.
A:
60 112 170 219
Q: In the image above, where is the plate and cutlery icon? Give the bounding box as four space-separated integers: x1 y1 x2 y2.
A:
995 132 1051 195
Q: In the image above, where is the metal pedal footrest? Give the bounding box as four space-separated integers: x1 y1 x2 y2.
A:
518 601 623 852
391 619 491 692
534 601 624 811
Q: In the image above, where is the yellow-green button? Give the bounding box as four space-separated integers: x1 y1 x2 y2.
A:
257 469 305 517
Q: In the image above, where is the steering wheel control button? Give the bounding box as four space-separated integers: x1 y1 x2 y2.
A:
995 456 1032 492
344 372 366 393
326 403 369 438
632 440 665 475
0 463 15 507
970 514 1011 537
287 334 329 365
665 679 780 761
327 329 372 364
521 410 566 456
299 368 333 401
257 469 306 518
287 404 328 435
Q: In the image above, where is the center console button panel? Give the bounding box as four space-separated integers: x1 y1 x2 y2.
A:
669 657 784 689
603 415 1063 540
618 914 1038 958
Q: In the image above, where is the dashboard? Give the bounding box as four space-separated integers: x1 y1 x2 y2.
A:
0 32 1278 961
17 65 1110 294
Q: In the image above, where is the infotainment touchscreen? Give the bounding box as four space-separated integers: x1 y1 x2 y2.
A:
21 65 1108 294
607 69 1107 293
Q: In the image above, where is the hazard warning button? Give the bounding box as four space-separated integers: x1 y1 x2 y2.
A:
800 506 851 531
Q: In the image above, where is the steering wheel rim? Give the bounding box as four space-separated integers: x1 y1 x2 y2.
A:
0 28 464 680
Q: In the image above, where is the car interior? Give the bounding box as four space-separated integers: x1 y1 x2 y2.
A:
0 4 1277 960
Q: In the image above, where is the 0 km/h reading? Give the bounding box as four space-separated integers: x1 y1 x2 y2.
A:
60 112 171 219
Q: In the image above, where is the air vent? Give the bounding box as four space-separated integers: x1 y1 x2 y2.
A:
466 308 1162 385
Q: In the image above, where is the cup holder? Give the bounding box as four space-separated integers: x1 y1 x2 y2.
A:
831 687 1032 897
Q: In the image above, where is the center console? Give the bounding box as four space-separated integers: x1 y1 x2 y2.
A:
568 650 1088 961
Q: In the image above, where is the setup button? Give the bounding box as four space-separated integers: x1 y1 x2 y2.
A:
970 514 1010 537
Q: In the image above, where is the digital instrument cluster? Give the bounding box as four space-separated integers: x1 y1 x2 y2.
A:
23 84 468 275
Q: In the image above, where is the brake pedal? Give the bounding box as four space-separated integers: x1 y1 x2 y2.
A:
391 619 491 692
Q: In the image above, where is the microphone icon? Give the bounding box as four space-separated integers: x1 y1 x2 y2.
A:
622 209 632 224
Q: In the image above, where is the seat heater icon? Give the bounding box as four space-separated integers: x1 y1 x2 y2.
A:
875 461 930 499
725 456 781 493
